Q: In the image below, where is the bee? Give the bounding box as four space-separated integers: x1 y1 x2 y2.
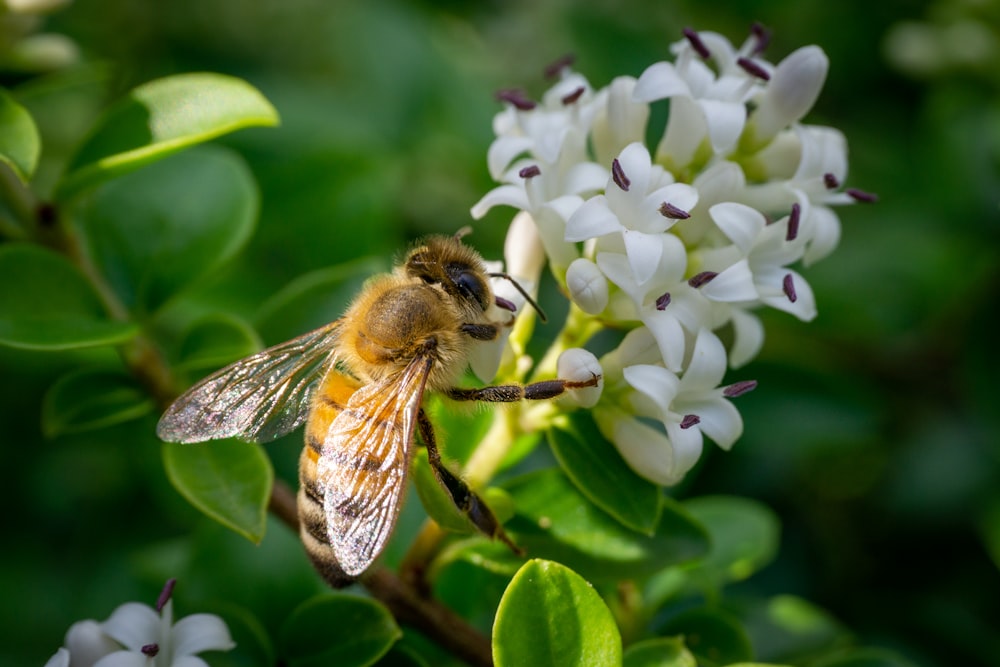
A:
157 235 600 587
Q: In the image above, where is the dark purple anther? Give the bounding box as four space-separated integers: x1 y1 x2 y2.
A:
544 54 576 79
495 296 517 313
823 172 840 189
156 578 176 612
688 271 718 288
655 292 671 310
519 165 541 179
723 380 758 398
496 89 537 111
786 203 800 241
142 644 160 657
611 158 631 191
750 22 772 54
679 414 701 429
682 27 711 59
659 202 691 219
846 188 878 203
562 86 585 105
782 273 797 302
737 57 771 81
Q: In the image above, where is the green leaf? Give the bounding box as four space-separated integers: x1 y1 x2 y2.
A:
739 595 848 664
56 72 278 201
163 438 273 544
0 89 41 182
0 244 138 350
622 637 696 667
77 145 258 315
279 594 401 667
682 496 781 591
41 368 154 437
809 648 918 667
548 411 661 534
493 559 622 667
500 469 708 583
659 607 753 667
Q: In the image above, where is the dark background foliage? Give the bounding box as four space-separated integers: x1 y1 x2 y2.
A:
1 0 997 665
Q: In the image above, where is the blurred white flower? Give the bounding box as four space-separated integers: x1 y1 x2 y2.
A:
45 579 235 667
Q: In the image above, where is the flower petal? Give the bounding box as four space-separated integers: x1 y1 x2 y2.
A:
470 184 529 219
663 419 705 480
564 196 620 242
599 411 682 486
64 619 121 667
92 652 148 667
641 309 687 373
101 603 160 652
623 364 679 416
698 99 746 153
487 136 534 180
692 397 743 450
761 270 817 321
44 648 70 667
171 614 236 656
709 202 766 253
633 61 691 102
700 259 759 303
624 229 663 286
566 257 609 314
728 307 764 368
679 329 727 392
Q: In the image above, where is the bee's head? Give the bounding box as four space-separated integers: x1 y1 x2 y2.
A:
405 237 492 313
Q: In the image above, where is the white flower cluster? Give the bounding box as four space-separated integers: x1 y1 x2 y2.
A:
45 579 235 667
473 25 872 485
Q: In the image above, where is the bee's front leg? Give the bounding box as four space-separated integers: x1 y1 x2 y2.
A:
444 373 601 403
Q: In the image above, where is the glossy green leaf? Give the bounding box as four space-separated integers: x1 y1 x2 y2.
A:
0 244 138 350
373 645 429 667
659 607 752 667
682 496 781 591
501 469 708 583
493 559 622 667
0 89 40 182
548 411 661 534
56 72 278 201
41 368 154 437
279 594 401 667
176 313 262 375
622 637 696 667
162 439 273 544
77 145 258 315
739 595 848 664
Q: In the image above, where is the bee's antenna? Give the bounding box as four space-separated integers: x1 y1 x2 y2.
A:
454 225 474 240
489 272 547 323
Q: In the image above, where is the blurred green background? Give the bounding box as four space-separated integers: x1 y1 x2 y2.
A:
2 0 998 666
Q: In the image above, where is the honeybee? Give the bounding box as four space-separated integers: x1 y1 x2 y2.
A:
157 235 599 587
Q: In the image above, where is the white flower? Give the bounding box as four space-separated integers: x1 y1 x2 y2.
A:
697 202 817 321
565 142 698 286
565 257 609 315
748 45 829 145
596 329 752 485
45 580 235 667
556 347 604 408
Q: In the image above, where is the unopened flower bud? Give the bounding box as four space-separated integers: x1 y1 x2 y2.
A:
751 45 828 143
566 258 609 314
557 348 604 408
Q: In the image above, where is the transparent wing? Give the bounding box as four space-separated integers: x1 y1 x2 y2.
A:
317 354 433 576
156 321 342 444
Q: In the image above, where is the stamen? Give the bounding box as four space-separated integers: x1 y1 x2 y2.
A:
682 27 711 59
611 158 631 191
679 414 701 429
846 188 879 203
688 271 718 288
496 88 537 111
655 292 671 310
823 172 840 189
786 203 800 241
495 296 517 313
519 165 541 179
750 22 772 54
141 644 160 657
782 273 797 302
561 86 585 105
544 54 576 79
737 57 771 81
156 578 176 612
659 202 691 219
723 380 758 397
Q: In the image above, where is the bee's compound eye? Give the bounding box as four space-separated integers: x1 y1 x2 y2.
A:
449 264 489 311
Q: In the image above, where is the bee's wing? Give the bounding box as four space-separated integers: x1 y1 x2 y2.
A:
156 321 342 444
317 353 433 576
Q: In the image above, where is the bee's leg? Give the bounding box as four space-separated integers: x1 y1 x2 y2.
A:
416 408 523 556
445 373 600 403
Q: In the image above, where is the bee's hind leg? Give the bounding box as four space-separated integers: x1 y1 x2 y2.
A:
416 408 522 556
